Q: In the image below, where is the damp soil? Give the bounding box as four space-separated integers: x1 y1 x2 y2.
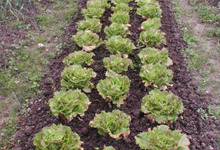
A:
12 0 219 150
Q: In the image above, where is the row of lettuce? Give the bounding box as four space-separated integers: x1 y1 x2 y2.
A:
33 0 190 150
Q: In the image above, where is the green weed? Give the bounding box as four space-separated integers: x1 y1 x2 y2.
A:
53 1 66 10
197 4 220 24
0 0 78 149
208 106 220 120
35 37 47 43
188 0 202 6
36 15 56 27
205 27 220 38
183 29 200 46
9 20 26 29
0 117 19 149
0 0 32 20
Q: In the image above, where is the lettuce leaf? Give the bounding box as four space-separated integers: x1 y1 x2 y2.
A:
61 65 96 93
97 73 130 107
63 51 94 67
135 125 190 150
141 89 184 124
49 89 91 123
139 64 173 90
90 110 131 139
33 124 83 150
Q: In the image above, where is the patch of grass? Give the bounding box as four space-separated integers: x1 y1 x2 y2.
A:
183 48 207 71
0 42 52 104
0 0 79 149
197 4 220 24
204 27 220 38
188 0 202 6
0 0 32 20
183 29 200 46
9 20 26 29
209 106 220 120
53 1 66 10
35 37 47 43
0 117 19 149
182 29 207 71
171 0 220 108
0 101 8 113
36 15 57 27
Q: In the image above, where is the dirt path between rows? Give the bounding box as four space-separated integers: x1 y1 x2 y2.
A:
12 0 219 150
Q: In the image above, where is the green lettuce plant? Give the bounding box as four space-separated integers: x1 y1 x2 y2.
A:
139 64 173 90
77 18 102 33
103 54 132 74
135 0 157 7
61 65 96 93
104 23 130 39
141 18 161 30
112 3 131 13
111 0 133 4
138 47 173 66
137 4 162 19
89 110 131 139
141 89 184 124
97 74 130 107
81 7 105 19
63 51 94 67
87 0 110 9
105 36 135 55
71 30 102 52
49 89 91 123
135 125 190 150
33 124 83 150
139 29 166 47
103 146 116 150
109 11 130 25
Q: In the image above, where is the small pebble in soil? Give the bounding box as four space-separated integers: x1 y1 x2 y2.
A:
38 43 44 48
124 138 131 143
81 127 88 135
133 109 140 117
0 133 5 137
27 108 31 112
108 103 112 108
24 126 33 136
96 109 101 114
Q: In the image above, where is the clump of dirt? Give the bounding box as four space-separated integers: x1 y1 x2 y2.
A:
12 0 220 150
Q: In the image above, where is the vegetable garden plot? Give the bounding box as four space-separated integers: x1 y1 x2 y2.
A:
13 0 219 150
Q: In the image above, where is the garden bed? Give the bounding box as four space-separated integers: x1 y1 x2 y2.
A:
13 0 219 149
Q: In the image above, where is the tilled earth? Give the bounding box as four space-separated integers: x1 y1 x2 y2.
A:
12 0 220 150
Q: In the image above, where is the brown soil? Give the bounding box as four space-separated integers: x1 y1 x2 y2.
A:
12 0 219 150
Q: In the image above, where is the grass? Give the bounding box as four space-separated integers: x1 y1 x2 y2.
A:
171 0 220 148
36 15 57 27
204 27 220 38
188 0 202 5
0 0 79 149
0 117 19 149
0 40 51 101
171 0 220 121
197 4 220 24
0 0 32 20
53 1 66 10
